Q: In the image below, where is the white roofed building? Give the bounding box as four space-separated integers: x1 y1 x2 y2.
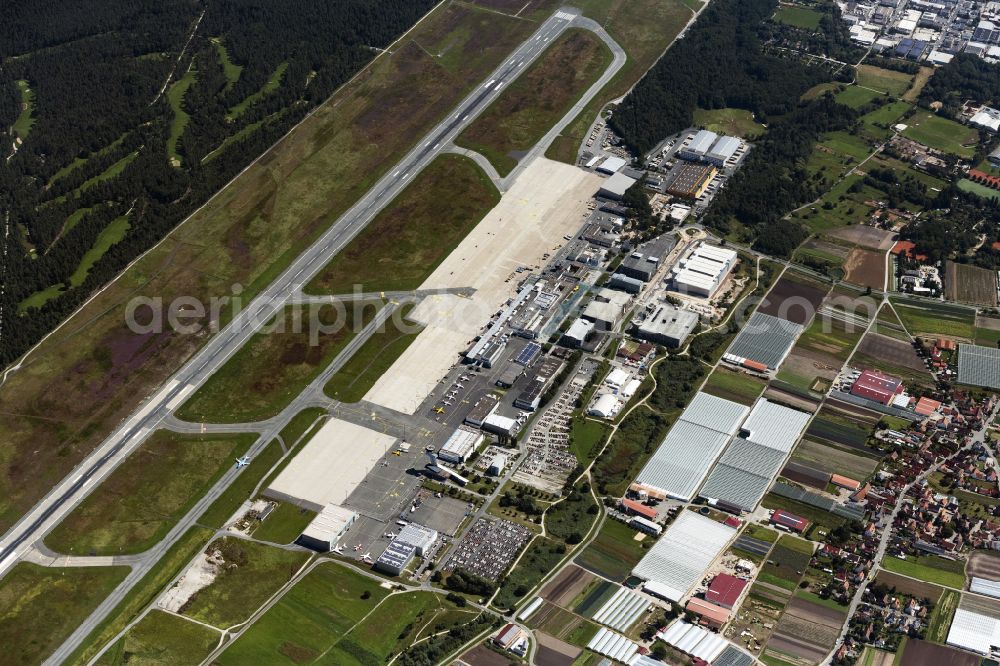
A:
297 504 357 551
438 428 483 464
680 130 718 161
706 136 741 165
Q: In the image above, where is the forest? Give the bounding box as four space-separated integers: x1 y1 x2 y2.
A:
919 54 1000 115
0 0 435 367
608 0 841 156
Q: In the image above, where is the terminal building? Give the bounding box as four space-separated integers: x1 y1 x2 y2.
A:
665 163 716 199
635 304 699 348
670 242 737 298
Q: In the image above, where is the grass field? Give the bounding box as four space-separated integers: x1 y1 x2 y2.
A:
13 79 35 139
167 66 197 166
201 108 289 163
182 537 311 629
66 526 216 665
211 37 243 89
575 519 647 581
902 110 978 159
692 107 765 139
773 5 823 29
457 28 612 176
703 366 767 405
494 536 568 611
890 298 976 340
0 563 129 665
307 154 499 294
856 65 913 96
835 85 884 109
882 556 966 589
251 502 316 544
324 304 421 402
214 561 391 664
45 431 254 555
545 0 695 163
0 1 552 537
95 610 219 666
926 588 959 642
958 178 1000 201
861 101 911 135
198 439 280 529
69 213 131 287
569 418 611 465
177 301 380 423
227 62 287 120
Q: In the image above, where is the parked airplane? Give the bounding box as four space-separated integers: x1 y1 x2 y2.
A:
442 400 452 406
235 455 250 469
333 545 344 554
362 552 372 560
354 544 363 552
433 406 445 414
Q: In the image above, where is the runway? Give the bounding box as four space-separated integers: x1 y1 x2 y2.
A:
0 7 627 663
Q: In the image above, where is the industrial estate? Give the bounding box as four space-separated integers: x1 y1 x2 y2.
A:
6 0 1000 665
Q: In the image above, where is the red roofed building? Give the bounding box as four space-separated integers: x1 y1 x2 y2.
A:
621 498 658 520
831 474 861 491
686 598 731 628
706 573 747 609
771 509 809 533
969 169 1000 190
851 369 903 405
915 396 942 416
891 240 928 262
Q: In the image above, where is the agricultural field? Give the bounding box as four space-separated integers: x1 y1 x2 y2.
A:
976 315 1000 347
702 366 767 406
95 610 220 666
776 312 867 392
456 28 613 176
882 555 966 589
44 431 254 555
766 594 847 665
177 301 380 423
756 273 829 326
874 570 944 603
926 589 960 643
966 550 1000 582
761 493 847 530
213 561 393 663
324 304 421 402
575 519 648 582
541 565 597 608
843 247 886 290
0 0 552 536
307 154 500 294
181 538 311 629
898 637 978 666
890 298 976 340
851 332 934 386
692 107 765 139
773 5 824 29
902 110 978 159
759 535 814 589
572 580 617 617
545 0 696 163
0 563 129 665
806 399 880 451
526 601 599 648
789 438 880 480
945 261 998 307
826 224 896 252
856 65 913 96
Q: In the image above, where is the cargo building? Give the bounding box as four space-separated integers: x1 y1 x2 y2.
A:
665 163 716 199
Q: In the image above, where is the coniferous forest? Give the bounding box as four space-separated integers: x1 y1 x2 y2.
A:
0 0 435 366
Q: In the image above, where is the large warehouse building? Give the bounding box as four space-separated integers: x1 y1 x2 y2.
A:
633 392 749 501
636 304 699 348
296 504 357 552
679 130 718 161
618 234 676 282
699 398 812 512
632 510 736 601
598 171 637 200
705 135 742 166
665 163 716 199
438 427 483 464
670 242 737 298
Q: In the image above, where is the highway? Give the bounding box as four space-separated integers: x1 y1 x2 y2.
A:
0 6 627 663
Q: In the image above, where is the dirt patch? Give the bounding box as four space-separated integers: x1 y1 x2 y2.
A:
855 333 929 373
766 633 828 663
827 225 896 251
457 644 516 666
977 315 1000 331
968 550 1000 583
843 247 886 290
541 565 594 607
764 384 821 412
785 595 847 627
157 548 223 613
899 639 979 666
535 632 581 666
768 596 846 663
757 276 829 326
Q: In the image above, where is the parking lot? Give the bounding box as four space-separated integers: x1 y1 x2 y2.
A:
443 517 533 581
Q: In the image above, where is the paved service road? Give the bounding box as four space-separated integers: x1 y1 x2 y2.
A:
0 7 627 664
